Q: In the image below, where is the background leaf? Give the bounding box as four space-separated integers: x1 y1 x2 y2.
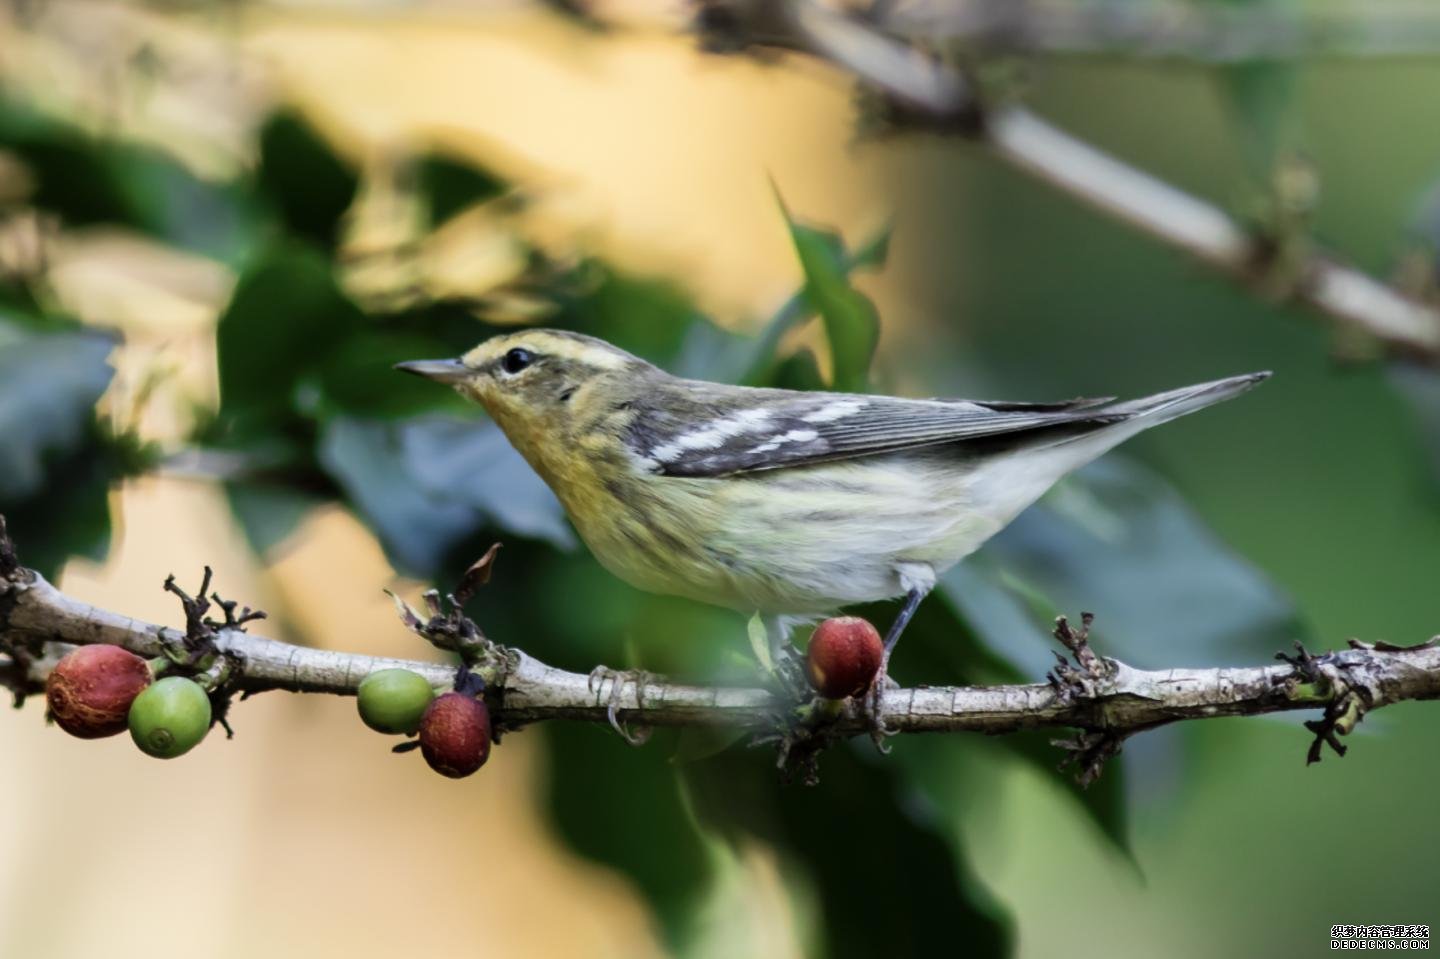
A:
318 414 572 577
0 327 116 501
255 110 359 250
415 151 508 225
943 457 1299 677
778 199 881 393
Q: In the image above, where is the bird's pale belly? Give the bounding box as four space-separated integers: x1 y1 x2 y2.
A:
569 451 1001 616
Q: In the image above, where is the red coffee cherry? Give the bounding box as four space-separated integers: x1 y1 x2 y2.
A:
46 644 152 739
418 692 492 779
806 616 884 699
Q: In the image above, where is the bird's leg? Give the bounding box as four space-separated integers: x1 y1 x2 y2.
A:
866 586 929 745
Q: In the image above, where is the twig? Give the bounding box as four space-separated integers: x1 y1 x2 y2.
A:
4 570 1440 771
876 0 1440 62
693 0 1440 364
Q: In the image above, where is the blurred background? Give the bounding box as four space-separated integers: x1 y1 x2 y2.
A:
2 1 1439 957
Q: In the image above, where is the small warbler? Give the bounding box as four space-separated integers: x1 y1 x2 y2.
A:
398 330 1267 703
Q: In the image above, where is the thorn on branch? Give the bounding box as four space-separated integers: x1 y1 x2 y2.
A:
208 594 267 632
162 567 215 664
1047 611 1112 704
1275 639 1321 678
388 546 505 665
162 567 261 738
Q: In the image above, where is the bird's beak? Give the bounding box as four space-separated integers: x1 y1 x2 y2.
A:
394 359 471 384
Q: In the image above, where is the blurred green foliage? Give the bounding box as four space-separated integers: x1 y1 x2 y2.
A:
4 35 1440 956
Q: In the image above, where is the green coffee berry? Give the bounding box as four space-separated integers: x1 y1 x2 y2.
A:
128 677 212 759
357 669 435 735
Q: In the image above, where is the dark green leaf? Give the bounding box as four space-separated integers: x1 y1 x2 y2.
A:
560 263 702 364
740 222 891 387
0 324 124 580
317 331 473 418
1 440 117 581
777 200 881 393
685 746 1012 958
0 98 251 260
415 151 506 225
255 110 359 249
545 725 715 949
215 242 367 430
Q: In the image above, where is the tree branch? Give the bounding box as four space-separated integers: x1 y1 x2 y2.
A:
694 0 1440 364
5 565 1440 781
876 0 1440 62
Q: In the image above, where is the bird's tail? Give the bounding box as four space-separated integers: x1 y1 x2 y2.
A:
1098 371 1271 426
1013 370 1270 458
956 370 1270 542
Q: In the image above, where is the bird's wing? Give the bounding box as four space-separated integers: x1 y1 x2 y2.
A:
627 388 1126 478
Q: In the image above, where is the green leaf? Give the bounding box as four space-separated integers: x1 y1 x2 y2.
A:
559 263 702 364
776 196 881 393
0 324 126 579
746 612 773 673
225 481 325 557
545 725 716 949
1390 363 1440 483
945 457 1299 676
255 110 359 249
0 98 252 261
684 746 1012 958
855 573 1132 856
415 151 507 225
317 331 473 419
1212 1 1302 182
664 221 891 388
0 327 116 501
2 441 117 581
317 415 572 577
215 242 367 431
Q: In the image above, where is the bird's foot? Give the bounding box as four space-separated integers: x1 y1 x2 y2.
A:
587 666 655 746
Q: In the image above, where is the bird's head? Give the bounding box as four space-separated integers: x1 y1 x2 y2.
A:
396 329 651 439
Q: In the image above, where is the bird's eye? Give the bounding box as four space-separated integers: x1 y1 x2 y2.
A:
501 348 535 375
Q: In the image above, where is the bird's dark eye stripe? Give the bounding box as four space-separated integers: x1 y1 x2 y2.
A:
501 348 535 374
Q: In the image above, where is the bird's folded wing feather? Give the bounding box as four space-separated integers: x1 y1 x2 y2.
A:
628 389 1124 477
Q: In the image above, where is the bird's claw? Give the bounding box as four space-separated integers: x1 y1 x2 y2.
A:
587 665 654 746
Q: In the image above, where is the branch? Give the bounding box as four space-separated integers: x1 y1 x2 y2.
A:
875 0 1440 62
694 0 1440 364
5 563 1440 783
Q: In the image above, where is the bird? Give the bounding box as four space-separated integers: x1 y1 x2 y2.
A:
397 328 1268 716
